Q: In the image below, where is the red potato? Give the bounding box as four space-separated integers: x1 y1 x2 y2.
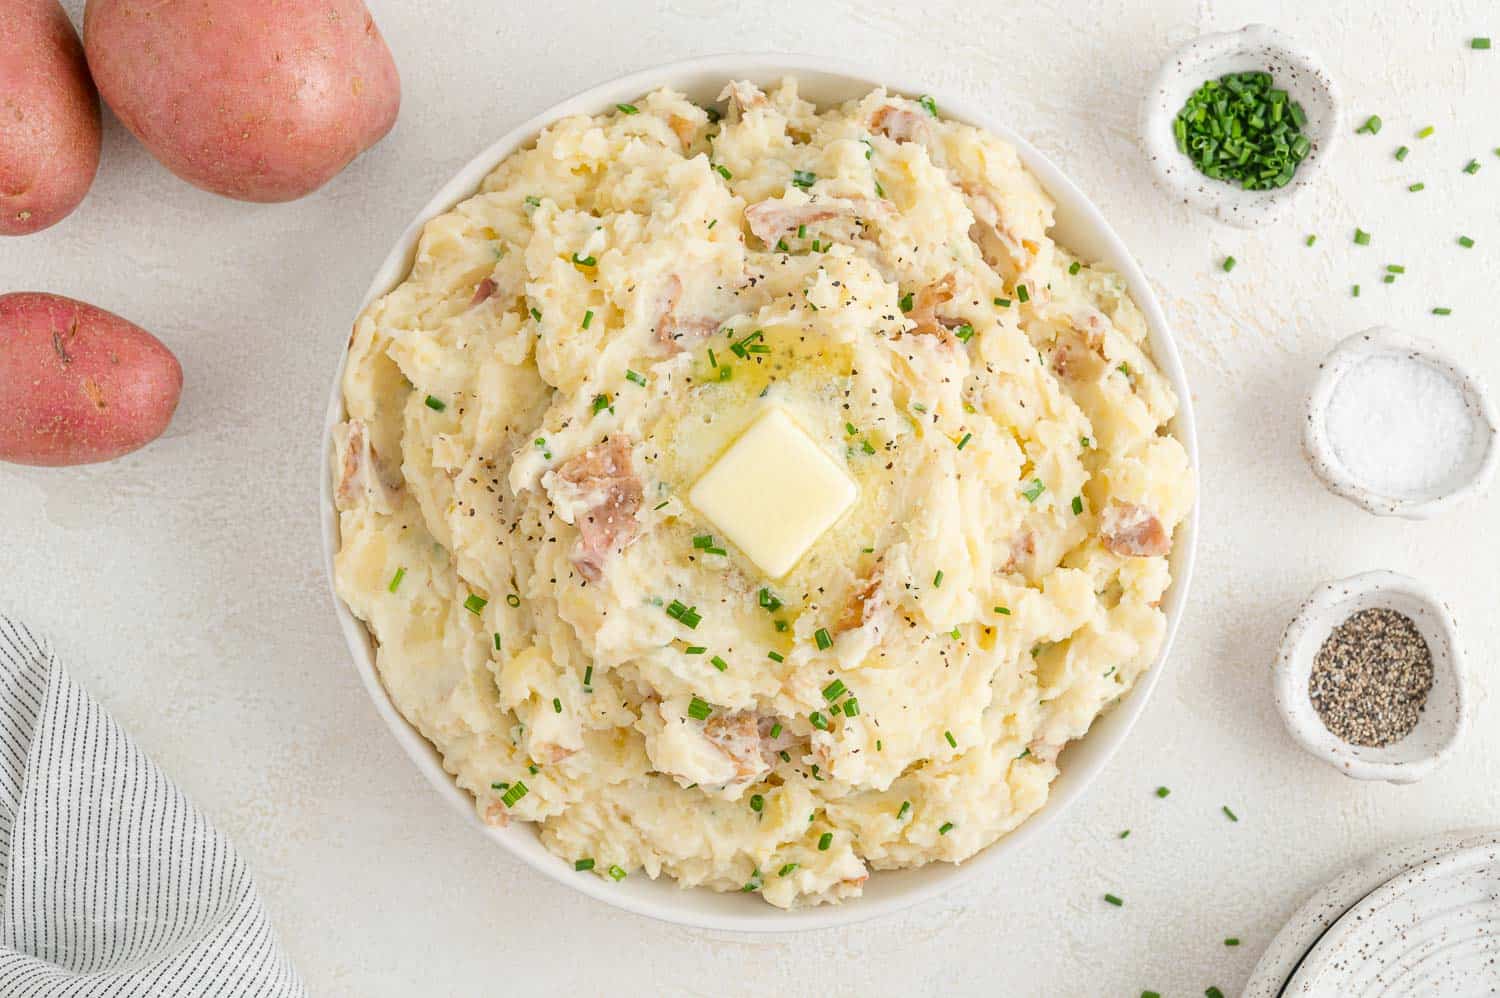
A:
82 0 400 203
0 1 102 235
0 292 182 466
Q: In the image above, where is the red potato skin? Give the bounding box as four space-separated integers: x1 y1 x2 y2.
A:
82 0 400 203
0 1 102 235
0 293 182 466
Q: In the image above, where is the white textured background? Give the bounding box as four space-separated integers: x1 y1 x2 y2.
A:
4 2 1498 995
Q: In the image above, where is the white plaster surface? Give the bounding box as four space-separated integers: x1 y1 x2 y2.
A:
3 2 1498 995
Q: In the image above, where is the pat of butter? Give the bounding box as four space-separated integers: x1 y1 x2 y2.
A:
689 407 856 578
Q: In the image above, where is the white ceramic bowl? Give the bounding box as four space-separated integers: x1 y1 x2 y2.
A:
1140 24 1342 227
1303 327 1498 519
1273 571 1466 784
318 53 1200 932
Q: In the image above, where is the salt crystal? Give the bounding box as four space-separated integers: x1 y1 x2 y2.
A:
1323 354 1474 497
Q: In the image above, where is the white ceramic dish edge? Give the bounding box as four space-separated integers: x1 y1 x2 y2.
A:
1243 827 1500 998
1140 24 1342 228
1303 326 1499 519
1272 570 1467 784
318 52 1201 932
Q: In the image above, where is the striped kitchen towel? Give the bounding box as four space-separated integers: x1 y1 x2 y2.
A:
0 617 306 998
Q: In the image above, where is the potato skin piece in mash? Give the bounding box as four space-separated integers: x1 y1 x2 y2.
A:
332 79 1193 908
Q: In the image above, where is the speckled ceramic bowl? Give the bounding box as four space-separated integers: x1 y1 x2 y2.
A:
1140 24 1342 227
1304 327 1499 519
1273 571 1467 784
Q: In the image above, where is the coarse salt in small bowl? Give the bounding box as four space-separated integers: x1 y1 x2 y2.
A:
1140 24 1342 227
1304 327 1499 519
1273 571 1467 784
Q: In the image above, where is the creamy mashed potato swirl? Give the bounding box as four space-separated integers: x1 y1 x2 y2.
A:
332 79 1194 908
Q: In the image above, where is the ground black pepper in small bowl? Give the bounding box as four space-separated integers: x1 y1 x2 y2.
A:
1308 607 1434 747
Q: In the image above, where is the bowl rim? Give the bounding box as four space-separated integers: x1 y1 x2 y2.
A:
317 51 1201 932
1139 23 1343 228
1302 326 1500 519
1271 570 1468 784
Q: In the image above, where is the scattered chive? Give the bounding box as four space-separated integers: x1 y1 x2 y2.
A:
1354 228 1371 245
822 679 847 701
944 730 957 748
387 567 406 592
1395 145 1409 161
994 297 1011 307
570 252 596 267
843 698 859 717
767 650 784 663
1355 114 1382 135
750 794 764 812
1068 260 1081 275
917 94 938 117
778 863 798 877
1104 893 1123 907
1020 478 1046 503
758 588 783 613
797 224 806 238
1222 256 1236 272
1383 274 1396 284
818 832 833 851
687 696 712 721
1225 938 1240 947
1387 264 1405 273
809 711 828 730
1475 37 1493 49
1119 829 1131 839
464 593 488 615
625 369 646 387
1433 307 1452 315
616 102 639 114
1071 495 1084 515
501 781 528 807
1016 284 1030 303
953 322 975 342
493 633 501 651
1305 234 1317 247
1207 988 1225 998
1222 805 1239 822
608 865 627 882
552 697 562 714
575 858 595 871
1464 158 1481 174
1353 284 1361 297
933 570 944 588
898 291 914 312
938 821 955 835
424 395 446 412
582 309 594 329
814 628 833 650
1459 235 1475 247
791 169 816 189
714 164 732 180
1156 786 1171 798
710 655 729 673
897 800 912 819
994 606 1011 615
591 393 610 414
530 307 542 322
583 665 593 689
769 722 782 739
524 195 541 207
956 432 973 450
1408 181 1425 192
1418 125 1435 138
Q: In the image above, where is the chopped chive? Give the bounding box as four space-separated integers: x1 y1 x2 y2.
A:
387 567 406 592
1387 264 1405 273
575 858 595 871
1015 284 1030 303
898 291 914 312
822 679 847 701
897 800 912 819
1305 234 1317 247
1071 495 1084 515
552 697 562 714
767 650 784 663
860 439 875 455
956 432 972 450
1433 307 1453 315
750 794 764 812
953 322 975 343
944 729 957 748
583 665 593 688
501 781 528 807
570 252 596 267
1464 158 1481 174
1408 182 1425 192
1207 988 1225 998
758 587 783 612
939 821 955 835
530 307 542 322
1119 829 1131 839
1355 115 1382 135
1459 235 1475 247
1156 786 1171 798
843 698 859 717
1222 805 1239 822
625 369 646 386
710 655 729 673
1418 125 1435 138
768 722 782 740
778 863 798 877
917 94 938 117
932 570 944 588
1080 435 1092 449
993 606 1011 615
493 633 502 651
616 102 639 114
1222 256 1236 272
1384 274 1396 284
1475 37 1493 49
464 593 488 614
424 394 446 412
1068 260 1081 275
814 628 833 650
608 864 627 881
1353 284 1361 297
683 645 707 655
791 169 816 189
809 711 828 730
1104 893 1123 906
774 620 788 632
1354 228 1371 245
524 195 541 207
581 309 594 329
1395 145 1409 161
797 224 806 238
818 832 833 851
994 297 1011 307
714 164 732 180
1224 937 1240 946
591 393 610 414
1020 478 1046 502
687 696 712 721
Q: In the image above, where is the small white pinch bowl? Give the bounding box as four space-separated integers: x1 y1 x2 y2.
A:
1140 24 1342 227
1304 327 1498 519
1273 571 1467 784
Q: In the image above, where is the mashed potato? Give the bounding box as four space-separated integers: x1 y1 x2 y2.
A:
332 79 1194 908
